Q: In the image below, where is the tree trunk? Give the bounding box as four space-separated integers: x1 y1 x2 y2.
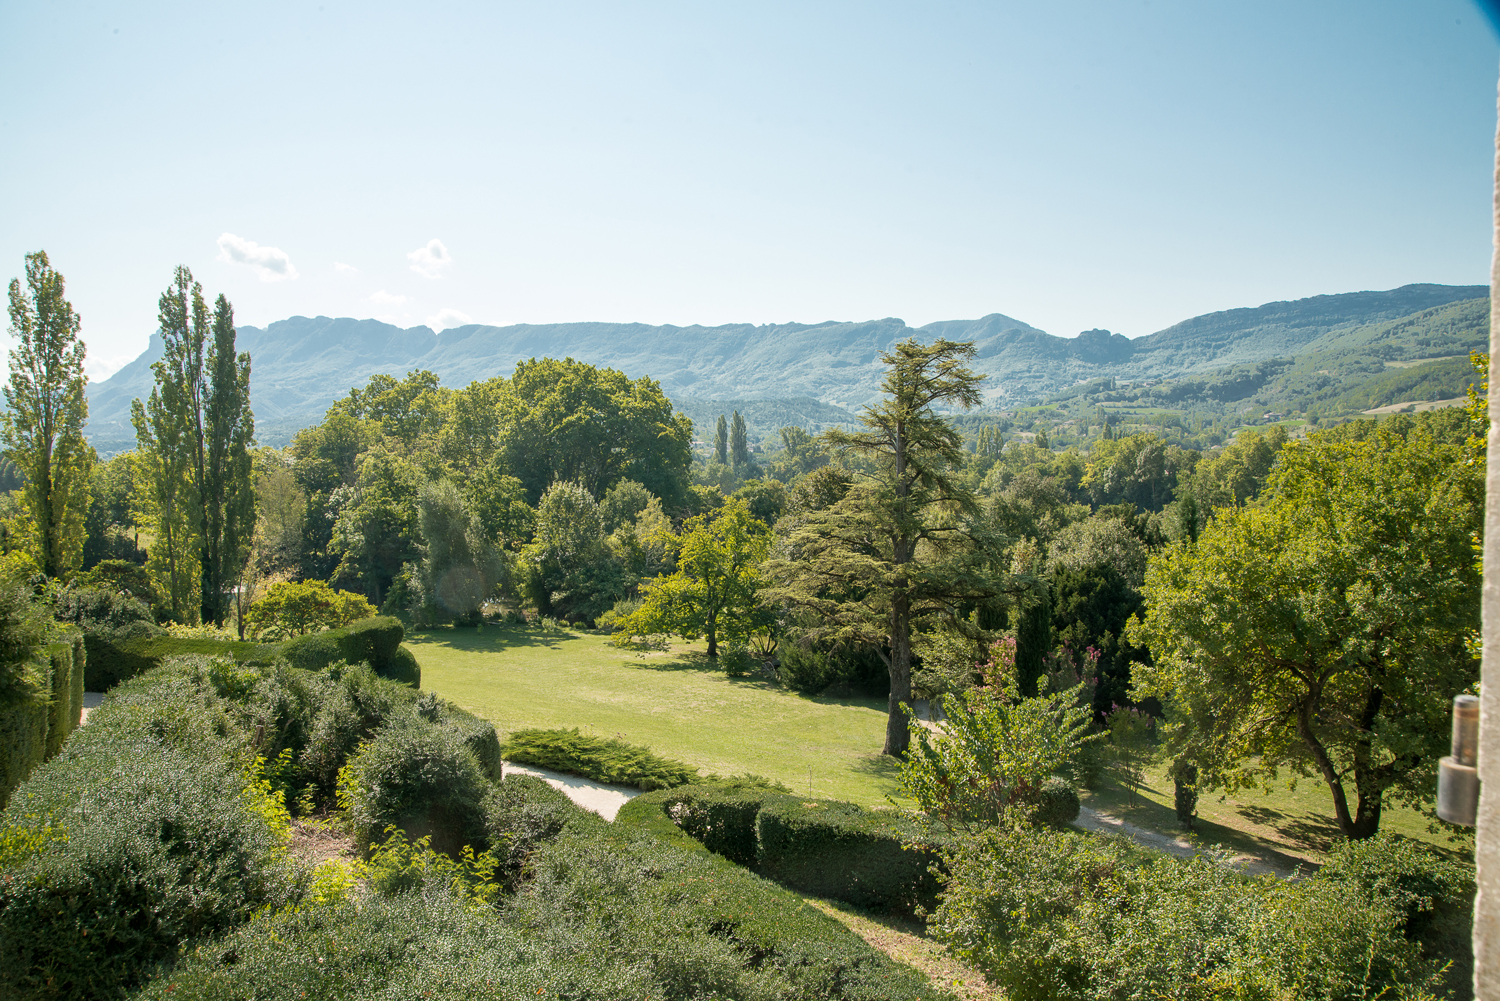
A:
1295 686 1361 839
706 610 718 658
884 593 912 756
1346 685 1386 840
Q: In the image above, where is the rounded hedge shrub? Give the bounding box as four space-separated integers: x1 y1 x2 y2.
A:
1030 776 1081 827
340 720 492 858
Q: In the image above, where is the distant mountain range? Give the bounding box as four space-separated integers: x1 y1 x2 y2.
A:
84 283 1488 455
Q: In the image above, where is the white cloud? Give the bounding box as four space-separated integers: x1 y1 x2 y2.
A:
369 290 410 305
427 308 473 331
407 238 452 278
216 233 298 281
333 261 360 275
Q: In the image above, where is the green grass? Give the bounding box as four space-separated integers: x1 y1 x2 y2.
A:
408 625 904 807
1084 760 1473 869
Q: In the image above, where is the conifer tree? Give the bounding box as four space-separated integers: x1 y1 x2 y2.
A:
764 339 1012 755
2 252 92 577
714 414 728 466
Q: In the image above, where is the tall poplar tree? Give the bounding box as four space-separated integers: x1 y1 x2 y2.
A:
764 339 1012 756
3 252 92 577
714 414 729 466
134 267 254 625
729 410 750 469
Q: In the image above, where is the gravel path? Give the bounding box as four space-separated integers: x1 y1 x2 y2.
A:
1074 804 1297 878
500 761 641 820
79 692 104 725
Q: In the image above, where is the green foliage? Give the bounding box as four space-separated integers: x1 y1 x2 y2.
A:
327 446 422 605
500 356 693 505
0 667 48 810
614 496 770 657
0 663 295 1000
3 250 91 577
755 798 945 914
519 479 624 624
900 682 1094 832
638 779 794 864
338 717 494 859
500 726 700 790
1029 775 1081 826
356 824 501 906
777 640 888 696
1131 412 1482 838
766 339 1009 757
1105 704 1155 804
931 825 1459 1001
246 578 377 639
413 478 503 624
509 822 948 1000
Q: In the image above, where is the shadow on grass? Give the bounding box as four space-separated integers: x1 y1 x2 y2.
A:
403 624 574 652
1084 776 1319 874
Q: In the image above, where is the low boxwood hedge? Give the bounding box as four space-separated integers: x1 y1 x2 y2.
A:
279 616 418 686
619 780 948 915
500 726 699 790
83 616 421 692
756 798 945 914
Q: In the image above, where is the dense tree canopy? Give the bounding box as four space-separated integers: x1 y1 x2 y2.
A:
1129 413 1481 838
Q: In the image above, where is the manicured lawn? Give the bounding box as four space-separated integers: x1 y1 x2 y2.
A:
408 624 905 807
1083 759 1473 868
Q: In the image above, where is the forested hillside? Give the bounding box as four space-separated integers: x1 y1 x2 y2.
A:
83 283 1486 455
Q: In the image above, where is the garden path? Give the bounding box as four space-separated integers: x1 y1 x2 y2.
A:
500 761 640 821
1075 803 1298 878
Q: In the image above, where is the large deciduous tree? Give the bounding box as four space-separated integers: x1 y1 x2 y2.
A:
1129 413 1482 839
615 497 770 657
3 251 92 577
763 338 1012 756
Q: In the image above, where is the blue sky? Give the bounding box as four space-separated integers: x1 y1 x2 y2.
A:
2 1 1497 380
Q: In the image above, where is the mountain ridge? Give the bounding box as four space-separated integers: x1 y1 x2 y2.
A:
84 283 1487 454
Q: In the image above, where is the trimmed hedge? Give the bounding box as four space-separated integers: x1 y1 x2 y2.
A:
500 726 700 790
42 637 81 760
508 821 949 1000
757 798 945 913
619 780 948 915
0 663 295 1000
279 616 418 686
83 633 268 691
0 631 86 808
83 616 421 692
0 670 48 810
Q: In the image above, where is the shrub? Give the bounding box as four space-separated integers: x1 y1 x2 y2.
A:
755 797 945 914
339 720 493 858
0 665 294 1000
83 633 268 691
129 893 638 1001
277 615 418 687
245 579 377 639
501 727 700 790
1029 776 1081 827
53 583 158 635
931 824 1457 1001
508 823 949 1000
483 772 598 881
651 779 793 865
719 641 756 677
777 641 888 696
